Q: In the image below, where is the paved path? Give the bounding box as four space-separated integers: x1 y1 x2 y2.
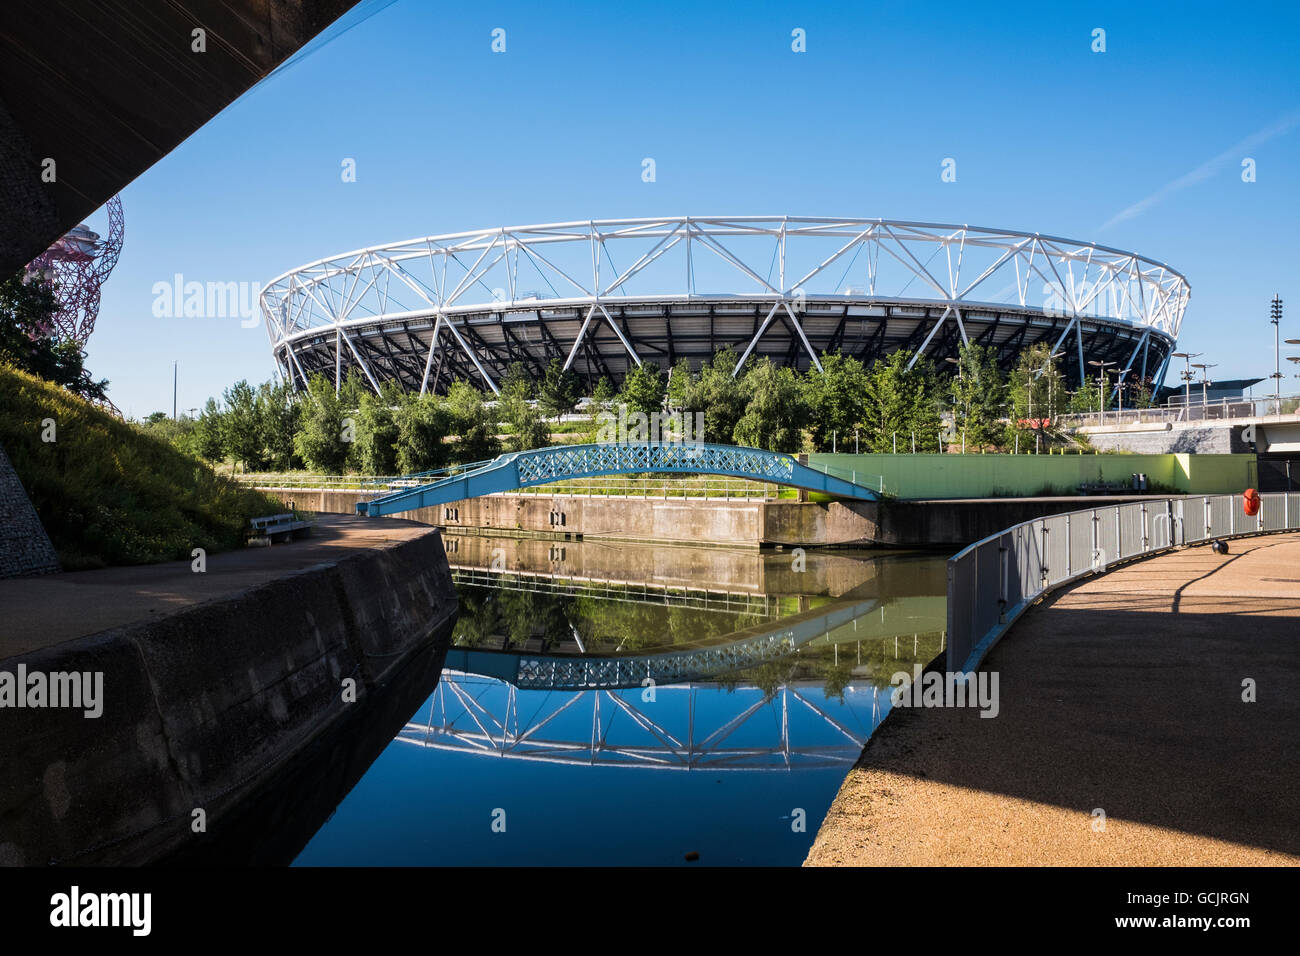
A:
806 533 1300 866
0 515 434 660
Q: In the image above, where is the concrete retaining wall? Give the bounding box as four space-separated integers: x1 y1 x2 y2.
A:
1081 425 1248 455
760 497 1159 548
273 487 1163 550
276 487 767 546
0 528 457 866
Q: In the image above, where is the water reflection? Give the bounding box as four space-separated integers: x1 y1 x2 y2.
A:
295 536 948 866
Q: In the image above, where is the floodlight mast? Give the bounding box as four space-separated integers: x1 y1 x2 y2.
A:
1271 295 1284 414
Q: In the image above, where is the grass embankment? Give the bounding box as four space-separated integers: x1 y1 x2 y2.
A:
1 364 281 569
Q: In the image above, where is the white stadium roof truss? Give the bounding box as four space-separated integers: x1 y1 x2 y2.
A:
260 217 1189 395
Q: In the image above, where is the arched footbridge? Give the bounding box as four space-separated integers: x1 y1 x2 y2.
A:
355 442 879 517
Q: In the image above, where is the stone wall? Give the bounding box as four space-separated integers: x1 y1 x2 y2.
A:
1082 425 1248 455
0 443 60 578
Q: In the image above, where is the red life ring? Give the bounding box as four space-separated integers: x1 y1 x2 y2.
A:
1243 488 1261 517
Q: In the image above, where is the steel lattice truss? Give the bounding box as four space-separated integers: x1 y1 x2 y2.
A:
478 599 876 690
398 675 883 771
26 195 124 346
356 441 877 517
515 442 792 484
261 216 1189 394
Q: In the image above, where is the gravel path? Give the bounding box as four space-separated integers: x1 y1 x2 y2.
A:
805 533 1300 866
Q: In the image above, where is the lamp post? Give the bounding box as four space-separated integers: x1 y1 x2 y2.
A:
1271 295 1284 414
944 356 964 450
1029 349 1063 452
1171 351 1201 411
1088 359 1116 423
1114 366 1133 416
1191 363 1217 408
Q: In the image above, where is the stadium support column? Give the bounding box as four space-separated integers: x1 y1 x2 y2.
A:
1075 317 1086 389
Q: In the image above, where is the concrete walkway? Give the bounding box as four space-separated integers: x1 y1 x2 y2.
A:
806 532 1300 866
0 514 434 660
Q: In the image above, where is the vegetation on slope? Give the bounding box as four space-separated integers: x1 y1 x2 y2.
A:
1 363 280 570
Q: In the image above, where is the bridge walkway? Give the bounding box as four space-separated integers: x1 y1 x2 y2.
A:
806 532 1300 866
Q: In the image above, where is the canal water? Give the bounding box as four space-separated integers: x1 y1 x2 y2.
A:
294 536 947 866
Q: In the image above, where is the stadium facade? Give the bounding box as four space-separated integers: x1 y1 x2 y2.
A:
259 216 1189 396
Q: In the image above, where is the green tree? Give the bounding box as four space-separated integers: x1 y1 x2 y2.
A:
679 347 748 444
949 343 1007 451
395 393 451 473
338 368 369 409
591 375 616 407
538 357 581 417
0 271 108 400
502 391 548 452
861 350 942 453
134 412 198 457
1125 381 1153 410
1006 343 1065 451
803 351 869 451
1067 372 1114 413
732 358 806 452
355 389 400 474
666 358 694 409
193 398 225 461
618 361 665 417
257 379 300 470
447 380 501 462
294 375 351 472
221 379 264 470
500 361 534 400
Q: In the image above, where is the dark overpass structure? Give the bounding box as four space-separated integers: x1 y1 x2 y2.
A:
0 0 358 275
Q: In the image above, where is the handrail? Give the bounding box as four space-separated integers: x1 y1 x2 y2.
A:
946 492 1300 674
1059 394 1300 429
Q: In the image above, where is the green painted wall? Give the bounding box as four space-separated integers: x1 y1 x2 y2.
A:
808 453 1258 499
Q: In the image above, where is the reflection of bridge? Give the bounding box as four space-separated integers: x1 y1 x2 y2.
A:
357 442 878 517
398 675 885 771
449 599 875 690
452 566 779 614
443 532 894 611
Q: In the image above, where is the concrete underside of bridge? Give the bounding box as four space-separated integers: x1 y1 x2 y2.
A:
269 486 1159 549
0 0 358 274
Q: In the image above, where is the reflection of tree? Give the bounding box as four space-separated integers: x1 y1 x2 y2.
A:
712 630 948 695
451 587 501 648
453 583 948 692
822 659 855 703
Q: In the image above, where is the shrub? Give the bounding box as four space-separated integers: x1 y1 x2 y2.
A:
1 363 280 569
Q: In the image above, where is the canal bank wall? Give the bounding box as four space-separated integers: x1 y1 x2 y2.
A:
268 487 1155 549
0 524 457 866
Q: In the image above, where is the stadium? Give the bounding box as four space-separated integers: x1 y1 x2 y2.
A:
259 216 1189 396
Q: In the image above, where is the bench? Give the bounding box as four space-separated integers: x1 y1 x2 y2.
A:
1076 480 1134 495
247 512 313 546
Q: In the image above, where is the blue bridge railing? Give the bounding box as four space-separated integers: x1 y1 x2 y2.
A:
356 442 880 517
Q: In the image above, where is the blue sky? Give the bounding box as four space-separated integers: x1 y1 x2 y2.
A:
82 0 1300 418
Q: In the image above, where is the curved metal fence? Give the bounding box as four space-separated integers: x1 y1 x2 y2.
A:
947 492 1300 674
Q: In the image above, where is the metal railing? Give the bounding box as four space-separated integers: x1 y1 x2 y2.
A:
946 492 1300 674
1059 394 1300 429
231 461 496 491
